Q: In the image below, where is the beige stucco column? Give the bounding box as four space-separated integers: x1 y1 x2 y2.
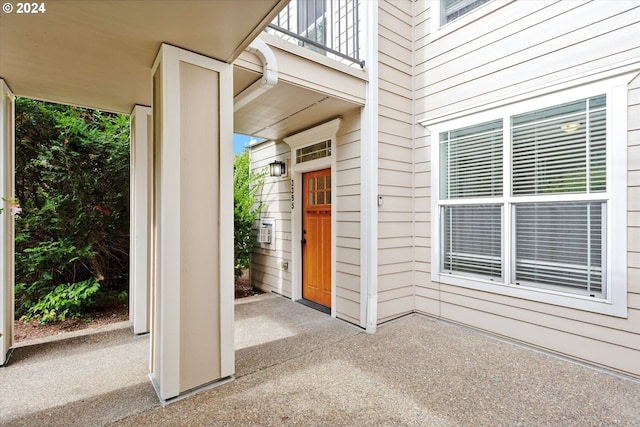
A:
149 44 234 403
0 79 15 366
129 105 152 335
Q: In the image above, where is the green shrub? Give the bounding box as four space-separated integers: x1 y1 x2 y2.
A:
234 150 265 278
22 278 101 323
14 98 130 320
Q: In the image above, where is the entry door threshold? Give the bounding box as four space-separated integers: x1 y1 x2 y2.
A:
298 298 330 314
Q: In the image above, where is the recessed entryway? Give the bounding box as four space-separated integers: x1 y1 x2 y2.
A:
302 168 332 309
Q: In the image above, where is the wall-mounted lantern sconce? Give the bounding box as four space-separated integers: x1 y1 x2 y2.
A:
269 160 287 177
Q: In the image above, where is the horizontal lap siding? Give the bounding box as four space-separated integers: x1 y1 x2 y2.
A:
336 110 362 325
416 1 640 119
414 3 437 317
630 76 640 336
377 0 415 323
415 0 640 377
250 141 292 297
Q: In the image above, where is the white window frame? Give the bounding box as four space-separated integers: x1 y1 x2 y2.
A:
430 77 629 317
430 0 513 41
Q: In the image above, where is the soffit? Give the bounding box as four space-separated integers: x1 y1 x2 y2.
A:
0 0 288 113
234 80 360 141
233 39 366 141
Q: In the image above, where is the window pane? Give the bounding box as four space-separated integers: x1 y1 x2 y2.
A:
442 205 502 279
440 120 503 199
512 95 606 195
514 202 604 296
442 0 490 24
296 140 331 164
589 98 607 192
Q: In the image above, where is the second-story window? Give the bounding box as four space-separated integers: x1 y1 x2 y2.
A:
441 0 490 25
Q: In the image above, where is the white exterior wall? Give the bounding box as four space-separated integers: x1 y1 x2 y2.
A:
335 110 362 324
414 2 437 317
375 0 416 323
628 75 640 313
416 1 640 118
250 141 293 298
250 0 640 378
414 0 640 378
250 109 363 325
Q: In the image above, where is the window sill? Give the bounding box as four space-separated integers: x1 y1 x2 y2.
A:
433 272 628 318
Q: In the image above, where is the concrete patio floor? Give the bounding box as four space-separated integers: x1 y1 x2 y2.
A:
1 293 639 426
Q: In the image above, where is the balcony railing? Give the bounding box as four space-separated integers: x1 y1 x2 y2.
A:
267 0 364 68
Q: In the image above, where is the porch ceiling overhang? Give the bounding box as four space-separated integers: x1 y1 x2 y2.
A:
232 34 366 141
0 0 288 113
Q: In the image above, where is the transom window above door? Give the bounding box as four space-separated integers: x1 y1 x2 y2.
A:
296 139 331 164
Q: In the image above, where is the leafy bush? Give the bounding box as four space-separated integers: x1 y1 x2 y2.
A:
234 150 265 278
21 278 101 323
14 98 130 320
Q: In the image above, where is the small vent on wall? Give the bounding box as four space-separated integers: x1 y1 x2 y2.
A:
257 225 272 244
257 218 276 250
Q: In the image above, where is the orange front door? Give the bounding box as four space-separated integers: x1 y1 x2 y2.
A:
302 169 332 307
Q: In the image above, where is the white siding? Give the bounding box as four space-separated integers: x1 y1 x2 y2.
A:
250 111 364 326
250 141 293 297
414 2 437 317
414 0 640 378
336 110 362 324
629 75 640 315
416 1 640 119
376 0 416 323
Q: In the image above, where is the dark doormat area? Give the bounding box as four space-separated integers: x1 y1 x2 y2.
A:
298 298 330 314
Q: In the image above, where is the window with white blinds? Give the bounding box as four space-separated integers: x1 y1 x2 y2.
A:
512 96 606 195
442 205 502 279
441 0 491 25
440 120 503 199
438 94 609 298
514 202 604 296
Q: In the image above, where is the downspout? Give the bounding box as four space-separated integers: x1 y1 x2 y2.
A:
361 0 379 334
234 38 278 111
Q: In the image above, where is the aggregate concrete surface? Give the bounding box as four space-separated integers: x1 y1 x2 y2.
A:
2 293 639 426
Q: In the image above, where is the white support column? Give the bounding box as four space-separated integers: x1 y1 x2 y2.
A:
129 105 152 335
0 79 15 365
150 44 234 403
